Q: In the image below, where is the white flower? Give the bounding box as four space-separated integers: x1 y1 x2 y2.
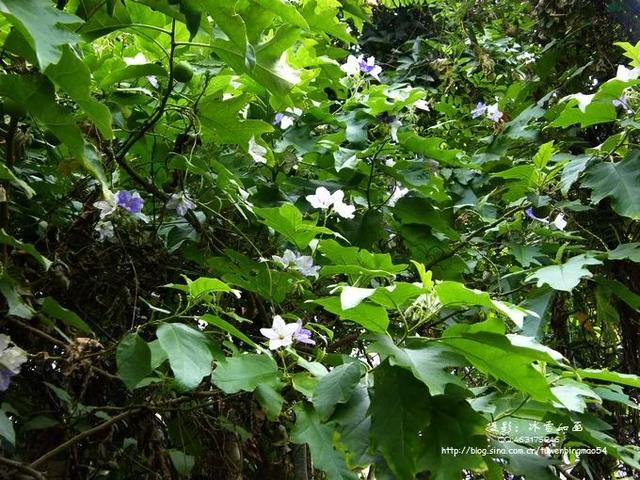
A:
306 186 335 210
0 335 27 374
124 53 147 66
389 119 402 142
273 249 320 277
340 54 382 81
486 103 503 122
248 137 267 164
306 187 355 219
384 158 396 167
330 190 356 219
388 185 409 207
293 254 320 277
93 191 118 219
166 192 196 217
340 55 361 76
414 99 430 111
259 315 299 350
95 220 114 241
615 65 640 82
274 107 302 129
272 249 298 268
552 213 567 231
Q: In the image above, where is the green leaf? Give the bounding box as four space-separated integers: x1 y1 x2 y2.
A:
250 0 309 29
198 94 273 145
560 154 591 195
116 334 152 390
398 132 465 166
148 340 168 369
0 229 52 270
419 396 488 480
440 318 559 402
255 203 334 249
290 403 358 480
551 381 601 412
329 384 373 467
166 276 235 299
0 74 106 184
211 353 281 393
0 410 15 446
318 239 407 278
40 297 92 333
168 449 195 476
582 155 640 219
608 243 640 263
45 46 113 138
533 141 555 170
200 314 257 348
314 296 389 333
255 383 284 420
0 163 35 198
0 0 82 69
0 276 34 319
156 323 213 390
526 254 603 292
201 0 247 54
575 368 640 388
312 362 363 420
209 26 301 99
100 63 167 89
435 281 531 328
370 335 468 395
334 147 359 172
369 364 431 478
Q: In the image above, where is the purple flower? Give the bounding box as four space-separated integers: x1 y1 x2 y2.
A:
0 368 14 392
293 320 315 345
471 102 488 118
613 94 631 111
273 112 286 125
116 190 144 214
525 207 537 220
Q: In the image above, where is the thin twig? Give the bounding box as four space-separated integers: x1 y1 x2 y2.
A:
0 455 45 480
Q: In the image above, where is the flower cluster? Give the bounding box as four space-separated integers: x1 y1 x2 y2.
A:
472 101 503 122
260 315 315 350
93 189 146 241
0 334 27 392
306 186 355 219
526 208 567 230
341 54 382 81
272 249 320 277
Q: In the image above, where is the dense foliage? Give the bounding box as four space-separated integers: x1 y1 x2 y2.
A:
0 0 640 478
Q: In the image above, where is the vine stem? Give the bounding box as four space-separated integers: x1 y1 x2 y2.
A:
0 455 45 479
29 409 138 468
424 204 526 270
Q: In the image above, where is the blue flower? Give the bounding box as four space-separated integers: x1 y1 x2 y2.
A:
471 102 488 118
294 320 315 345
116 190 144 214
0 368 14 392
